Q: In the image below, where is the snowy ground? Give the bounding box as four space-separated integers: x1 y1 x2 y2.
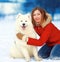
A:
0 16 60 62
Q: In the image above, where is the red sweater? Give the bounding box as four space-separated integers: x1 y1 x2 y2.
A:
27 23 60 46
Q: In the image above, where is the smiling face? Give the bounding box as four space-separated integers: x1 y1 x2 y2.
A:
19 15 29 30
16 13 32 30
20 18 28 30
31 7 47 27
33 10 42 25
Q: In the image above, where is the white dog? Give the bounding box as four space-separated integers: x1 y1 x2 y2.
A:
10 13 41 62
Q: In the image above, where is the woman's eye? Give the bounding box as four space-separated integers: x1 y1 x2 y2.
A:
37 13 40 15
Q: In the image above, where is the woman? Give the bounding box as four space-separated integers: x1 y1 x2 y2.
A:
16 7 60 59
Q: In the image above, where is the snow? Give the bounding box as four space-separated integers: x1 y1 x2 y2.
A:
0 15 60 62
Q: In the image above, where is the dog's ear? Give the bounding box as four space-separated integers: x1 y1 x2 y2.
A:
26 13 31 19
16 13 22 19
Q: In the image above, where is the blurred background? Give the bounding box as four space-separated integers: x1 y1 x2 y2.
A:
0 0 60 21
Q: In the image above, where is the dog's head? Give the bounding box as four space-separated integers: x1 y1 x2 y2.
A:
16 13 32 30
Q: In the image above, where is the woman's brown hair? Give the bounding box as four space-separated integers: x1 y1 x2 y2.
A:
31 7 47 27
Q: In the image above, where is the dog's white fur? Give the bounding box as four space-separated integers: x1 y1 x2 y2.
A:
10 13 41 62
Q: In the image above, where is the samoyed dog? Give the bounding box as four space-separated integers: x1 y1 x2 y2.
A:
10 13 41 62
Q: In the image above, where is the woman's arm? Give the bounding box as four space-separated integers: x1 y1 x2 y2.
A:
16 23 52 46
27 24 52 46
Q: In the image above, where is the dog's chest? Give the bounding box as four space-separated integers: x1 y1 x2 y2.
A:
20 27 36 38
24 31 36 38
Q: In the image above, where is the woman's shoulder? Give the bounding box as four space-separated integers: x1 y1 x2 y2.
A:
44 22 54 30
45 22 58 31
47 22 57 28
44 22 52 27
47 22 55 27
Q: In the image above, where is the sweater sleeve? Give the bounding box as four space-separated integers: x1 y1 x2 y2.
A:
27 24 52 46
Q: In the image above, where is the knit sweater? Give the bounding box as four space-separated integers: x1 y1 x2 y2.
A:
27 23 60 46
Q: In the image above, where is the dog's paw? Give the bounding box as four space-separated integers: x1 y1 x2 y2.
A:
13 57 16 59
35 57 42 61
26 59 30 62
26 58 30 62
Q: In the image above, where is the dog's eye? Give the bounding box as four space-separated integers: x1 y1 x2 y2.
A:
21 20 23 22
25 20 27 22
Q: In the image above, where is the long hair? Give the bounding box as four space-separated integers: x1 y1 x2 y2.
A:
31 7 47 27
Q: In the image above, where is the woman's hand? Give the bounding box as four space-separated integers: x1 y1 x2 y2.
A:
16 33 24 40
16 33 28 41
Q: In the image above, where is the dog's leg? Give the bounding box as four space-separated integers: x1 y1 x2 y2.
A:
15 42 30 62
32 47 42 61
20 47 30 62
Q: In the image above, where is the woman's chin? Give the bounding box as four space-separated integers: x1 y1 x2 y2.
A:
36 22 40 26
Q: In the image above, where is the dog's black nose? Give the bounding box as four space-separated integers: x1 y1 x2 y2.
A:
22 23 25 26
